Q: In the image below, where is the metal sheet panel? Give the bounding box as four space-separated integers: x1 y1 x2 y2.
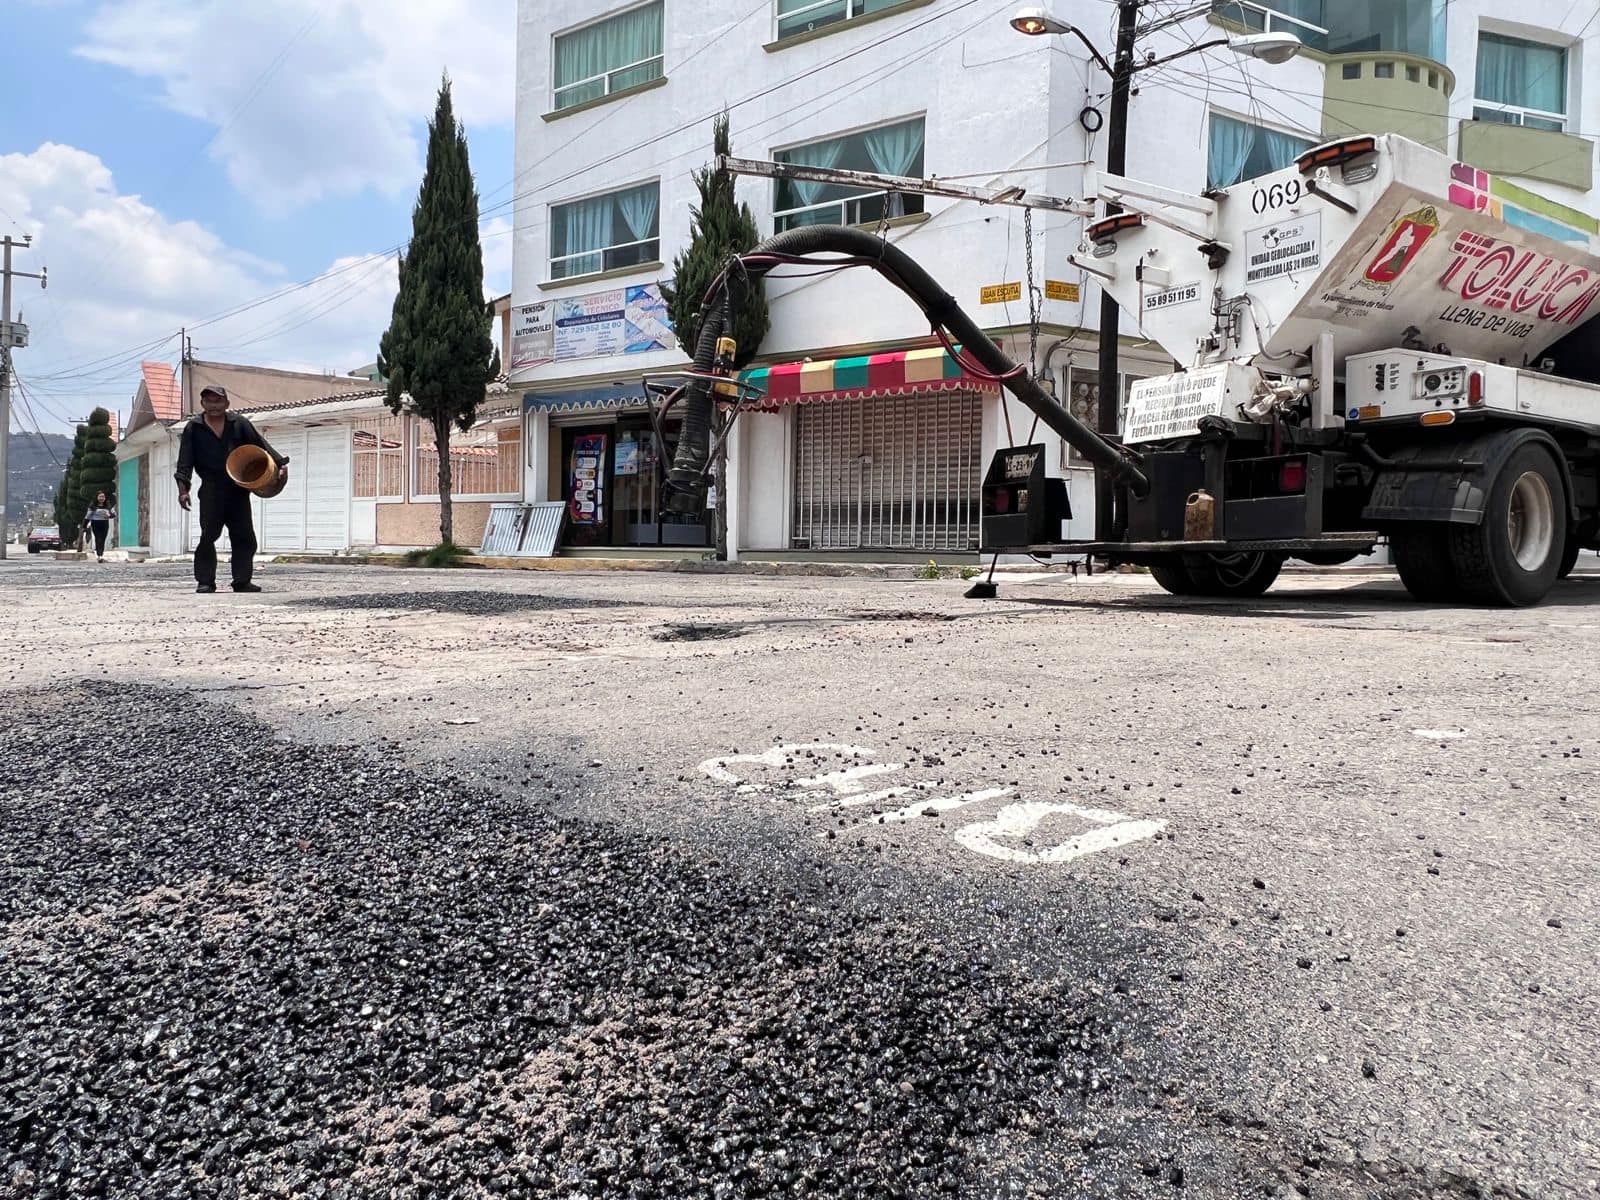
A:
259 429 308 551
480 501 566 556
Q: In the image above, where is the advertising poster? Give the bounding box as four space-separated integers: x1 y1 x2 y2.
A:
550 282 674 362
510 303 554 370
614 434 640 476
569 433 607 526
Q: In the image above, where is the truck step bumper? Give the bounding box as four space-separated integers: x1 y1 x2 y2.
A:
980 533 1381 558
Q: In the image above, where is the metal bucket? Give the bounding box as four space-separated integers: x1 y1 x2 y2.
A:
225 445 287 499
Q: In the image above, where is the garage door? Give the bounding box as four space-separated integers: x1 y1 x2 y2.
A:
304 427 350 550
259 429 308 552
792 391 982 551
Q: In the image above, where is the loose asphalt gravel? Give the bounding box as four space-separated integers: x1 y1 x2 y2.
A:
3 683 1115 1200
3 559 1597 1199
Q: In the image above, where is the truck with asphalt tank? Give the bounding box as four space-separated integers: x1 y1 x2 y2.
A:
1049 133 1600 605
657 135 1598 606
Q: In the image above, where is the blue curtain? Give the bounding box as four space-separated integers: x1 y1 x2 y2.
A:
555 195 612 277
1477 33 1566 116
1207 114 1256 190
555 2 663 108
864 120 925 216
617 183 659 244
784 136 847 210
1259 126 1311 172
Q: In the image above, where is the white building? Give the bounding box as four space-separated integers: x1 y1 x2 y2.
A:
511 0 1599 558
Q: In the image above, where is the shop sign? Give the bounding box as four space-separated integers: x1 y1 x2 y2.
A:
511 283 675 368
979 282 1022 304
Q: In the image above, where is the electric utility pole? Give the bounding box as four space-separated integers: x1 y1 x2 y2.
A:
1 235 48 559
1095 0 1140 544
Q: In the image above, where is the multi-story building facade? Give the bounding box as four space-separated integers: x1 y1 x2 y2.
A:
511 0 1599 558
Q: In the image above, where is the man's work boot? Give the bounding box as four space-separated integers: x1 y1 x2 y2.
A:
232 582 262 593
196 583 217 593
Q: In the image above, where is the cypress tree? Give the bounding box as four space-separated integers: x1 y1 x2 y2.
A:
662 113 769 369
377 76 499 545
77 407 118 523
59 424 87 547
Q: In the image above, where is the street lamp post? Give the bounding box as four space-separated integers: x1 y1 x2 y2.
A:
1011 2 1301 542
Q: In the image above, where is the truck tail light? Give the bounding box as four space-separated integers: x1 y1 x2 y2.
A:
1467 371 1485 407
1295 137 1378 174
1088 213 1145 244
1279 459 1307 493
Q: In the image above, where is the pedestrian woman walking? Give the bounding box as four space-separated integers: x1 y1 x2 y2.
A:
83 491 115 563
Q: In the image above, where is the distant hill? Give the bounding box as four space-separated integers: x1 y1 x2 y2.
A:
5 429 74 515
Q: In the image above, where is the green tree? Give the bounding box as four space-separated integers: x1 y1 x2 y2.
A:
662 112 769 369
56 424 87 546
662 114 771 561
377 76 499 544
77 407 118 520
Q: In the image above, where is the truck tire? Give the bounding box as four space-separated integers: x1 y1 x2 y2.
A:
1392 527 1459 602
1184 550 1284 597
1557 536 1580 580
1448 443 1568 606
1148 555 1205 596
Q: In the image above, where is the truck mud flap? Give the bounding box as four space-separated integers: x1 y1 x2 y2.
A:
1361 427 1574 527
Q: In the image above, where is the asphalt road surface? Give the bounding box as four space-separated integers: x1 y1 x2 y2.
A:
2 557 1596 1199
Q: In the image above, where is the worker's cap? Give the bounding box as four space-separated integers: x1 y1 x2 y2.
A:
199 385 230 402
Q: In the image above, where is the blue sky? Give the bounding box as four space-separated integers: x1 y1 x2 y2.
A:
2 0 514 433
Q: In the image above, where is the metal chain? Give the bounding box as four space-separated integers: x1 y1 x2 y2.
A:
876 194 894 239
1024 207 1041 382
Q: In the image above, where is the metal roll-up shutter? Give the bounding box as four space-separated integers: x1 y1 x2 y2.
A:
792 390 982 551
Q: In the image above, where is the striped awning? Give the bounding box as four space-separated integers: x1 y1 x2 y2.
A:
739 346 993 409
523 386 643 414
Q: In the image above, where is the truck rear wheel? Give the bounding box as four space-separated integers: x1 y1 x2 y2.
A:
1148 556 1204 596
1392 527 1459 602
1448 443 1568 606
1557 535 1580 580
1184 550 1284 597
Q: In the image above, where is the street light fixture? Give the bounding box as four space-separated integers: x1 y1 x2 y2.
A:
1007 2 1300 544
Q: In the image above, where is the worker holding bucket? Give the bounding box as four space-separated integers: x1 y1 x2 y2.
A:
174 385 289 593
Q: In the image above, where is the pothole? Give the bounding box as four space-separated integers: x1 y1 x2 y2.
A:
653 622 747 642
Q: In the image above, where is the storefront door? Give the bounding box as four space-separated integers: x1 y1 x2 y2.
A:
612 417 708 547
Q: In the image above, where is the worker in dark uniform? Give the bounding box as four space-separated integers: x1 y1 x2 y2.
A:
175 385 288 593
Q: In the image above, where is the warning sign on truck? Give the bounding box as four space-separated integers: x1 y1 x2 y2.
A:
1245 213 1322 285
1122 364 1242 443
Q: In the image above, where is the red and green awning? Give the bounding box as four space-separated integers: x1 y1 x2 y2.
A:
738 346 993 409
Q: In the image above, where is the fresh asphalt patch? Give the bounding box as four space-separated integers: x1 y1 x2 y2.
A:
2 683 1127 1200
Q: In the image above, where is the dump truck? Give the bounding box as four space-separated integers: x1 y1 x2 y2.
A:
664 134 1599 606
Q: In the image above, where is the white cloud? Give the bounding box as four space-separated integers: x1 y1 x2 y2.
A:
0 143 510 434
74 0 513 212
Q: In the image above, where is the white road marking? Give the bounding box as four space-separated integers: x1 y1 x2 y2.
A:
699 743 874 784
698 743 1166 866
878 787 1014 823
1412 728 1468 739
794 762 906 795
807 783 936 813
953 801 1167 865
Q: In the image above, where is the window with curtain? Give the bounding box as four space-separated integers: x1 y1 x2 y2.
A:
776 0 909 41
352 413 405 500
1474 32 1568 131
549 182 661 280
553 2 664 111
773 117 926 231
1206 113 1315 190
413 414 523 499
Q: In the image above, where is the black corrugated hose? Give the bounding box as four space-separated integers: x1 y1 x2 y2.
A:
664 225 1148 513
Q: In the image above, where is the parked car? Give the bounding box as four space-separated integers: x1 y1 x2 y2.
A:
26 527 62 553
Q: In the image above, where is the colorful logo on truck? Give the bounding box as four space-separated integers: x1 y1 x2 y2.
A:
1438 231 1600 324
1364 206 1439 285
